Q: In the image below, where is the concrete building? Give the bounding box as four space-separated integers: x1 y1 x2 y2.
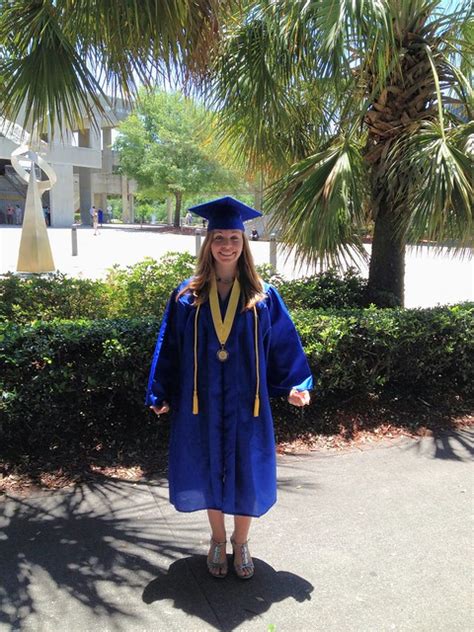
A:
0 99 137 227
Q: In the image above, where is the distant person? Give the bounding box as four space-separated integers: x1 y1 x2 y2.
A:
92 208 99 235
106 205 113 223
43 205 51 226
15 204 23 225
250 228 259 241
186 211 193 226
6 205 14 225
89 205 96 227
98 208 104 226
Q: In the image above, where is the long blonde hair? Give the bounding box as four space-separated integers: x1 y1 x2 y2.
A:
177 231 266 310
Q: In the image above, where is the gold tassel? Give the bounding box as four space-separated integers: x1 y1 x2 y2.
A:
253 306 260 418
193 390 199 415
253 395 260 417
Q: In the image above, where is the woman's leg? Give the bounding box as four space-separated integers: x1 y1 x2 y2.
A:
232 515 254 577
207 509 226 541
233 515 252 542
207 510 227 576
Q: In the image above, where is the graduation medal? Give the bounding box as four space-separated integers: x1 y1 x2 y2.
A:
217 348 229 362
209 276 241 362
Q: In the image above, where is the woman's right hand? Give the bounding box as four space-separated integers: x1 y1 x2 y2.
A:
150 402 170 416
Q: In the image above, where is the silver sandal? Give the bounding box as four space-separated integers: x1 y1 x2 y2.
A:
231 537 254 580
207 538 228 578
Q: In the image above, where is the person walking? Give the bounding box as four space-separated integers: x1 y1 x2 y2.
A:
92 207 99 235
146 196 312 580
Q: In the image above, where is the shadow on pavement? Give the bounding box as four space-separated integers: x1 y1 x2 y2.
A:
0 478 196 631
402 427 473 461
143 556 314 632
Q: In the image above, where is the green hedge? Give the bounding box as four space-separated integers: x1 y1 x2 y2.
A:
272 268 370 309
0 254 370 324
0 272 110 322
1 304 472 458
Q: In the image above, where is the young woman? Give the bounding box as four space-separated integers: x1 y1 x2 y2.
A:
146 197 312 579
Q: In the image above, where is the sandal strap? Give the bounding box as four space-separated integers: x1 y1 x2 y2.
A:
209 538 227 566
231 538 254 571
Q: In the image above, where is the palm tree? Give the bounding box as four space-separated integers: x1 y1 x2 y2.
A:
211 0 473 305
0 0 224 134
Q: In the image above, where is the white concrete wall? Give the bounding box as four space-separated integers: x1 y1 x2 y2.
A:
49 163 75 227
0 136 19 160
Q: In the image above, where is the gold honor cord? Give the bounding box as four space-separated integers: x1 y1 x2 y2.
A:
193 304 201 415
209 276 241 362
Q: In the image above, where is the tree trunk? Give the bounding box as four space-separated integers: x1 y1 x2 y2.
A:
367 204 405 307
173 192 182 228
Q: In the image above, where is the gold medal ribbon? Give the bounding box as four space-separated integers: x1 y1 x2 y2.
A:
209 275 241 353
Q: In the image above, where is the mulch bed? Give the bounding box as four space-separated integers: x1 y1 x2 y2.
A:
1 389 472 497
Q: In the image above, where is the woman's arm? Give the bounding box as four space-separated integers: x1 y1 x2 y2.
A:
145 289 180 410
265 285 313 402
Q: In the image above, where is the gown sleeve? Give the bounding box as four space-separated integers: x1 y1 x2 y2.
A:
145 289 180 407
265 285 313 397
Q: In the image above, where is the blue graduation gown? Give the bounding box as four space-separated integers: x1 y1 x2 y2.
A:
145 281 313 517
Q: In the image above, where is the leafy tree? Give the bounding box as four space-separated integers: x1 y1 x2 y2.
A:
211 0 473 305
0 0 224 133
114 90 242 226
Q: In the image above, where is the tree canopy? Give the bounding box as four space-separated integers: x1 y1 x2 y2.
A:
210 0 473 304
114 90 243 226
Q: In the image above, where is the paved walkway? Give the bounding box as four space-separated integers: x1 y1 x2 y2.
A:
1 429 472 632
0 225 473 308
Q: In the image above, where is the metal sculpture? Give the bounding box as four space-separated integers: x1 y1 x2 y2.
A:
11 144 56 273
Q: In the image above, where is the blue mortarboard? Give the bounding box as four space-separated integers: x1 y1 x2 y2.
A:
188 196 262 231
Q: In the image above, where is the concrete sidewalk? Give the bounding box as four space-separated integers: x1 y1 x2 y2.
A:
1 429 472 632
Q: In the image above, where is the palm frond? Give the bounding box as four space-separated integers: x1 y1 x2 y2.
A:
0 0 224 133
0 1 107 134
387 121 473 249
266 134 369 268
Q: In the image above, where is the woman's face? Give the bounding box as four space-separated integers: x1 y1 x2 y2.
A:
210 230 244 267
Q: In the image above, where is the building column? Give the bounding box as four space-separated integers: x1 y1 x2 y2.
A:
121 175 130 222
49 163 75 227
78 167 93 224
102 128 113 173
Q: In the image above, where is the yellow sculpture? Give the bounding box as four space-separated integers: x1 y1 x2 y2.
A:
11 144 56 273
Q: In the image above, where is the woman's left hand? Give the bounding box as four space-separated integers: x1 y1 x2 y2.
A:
287 389 310 407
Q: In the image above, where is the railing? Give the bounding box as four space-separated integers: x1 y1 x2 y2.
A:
0 116 29 145
4 166 27 196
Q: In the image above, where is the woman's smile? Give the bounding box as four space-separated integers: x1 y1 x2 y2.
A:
211 230 243 265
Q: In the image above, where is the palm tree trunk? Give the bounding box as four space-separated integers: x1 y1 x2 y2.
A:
173 192 182 228
367 204 405 307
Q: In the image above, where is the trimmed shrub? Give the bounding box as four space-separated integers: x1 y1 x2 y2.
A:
105 253 196 318
1 257 371 325
0 272 109 323
1 304 472 458
0 318 157 455
273 268 370 310
295 303 474 396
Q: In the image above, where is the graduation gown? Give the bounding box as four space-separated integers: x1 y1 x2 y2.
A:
145 280 313 517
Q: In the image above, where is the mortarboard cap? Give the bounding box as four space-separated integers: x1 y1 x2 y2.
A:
188 196 262 231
